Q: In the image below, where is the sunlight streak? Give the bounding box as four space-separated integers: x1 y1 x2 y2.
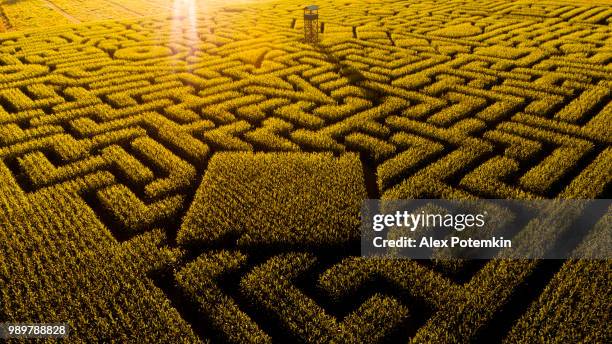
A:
171 0 200 46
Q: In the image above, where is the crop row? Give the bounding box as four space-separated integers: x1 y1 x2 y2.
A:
0 160 200 341
177 152 366 248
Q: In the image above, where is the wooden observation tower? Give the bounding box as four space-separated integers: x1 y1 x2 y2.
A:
304 5 319 44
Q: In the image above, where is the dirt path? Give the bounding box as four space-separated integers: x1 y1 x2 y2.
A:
42 0 81 23
104 0 145 17
0 6 12 32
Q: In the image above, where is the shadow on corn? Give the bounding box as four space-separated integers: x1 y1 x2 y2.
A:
310 44 386 199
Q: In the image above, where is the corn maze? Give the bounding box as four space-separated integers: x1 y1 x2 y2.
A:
0 0 611 342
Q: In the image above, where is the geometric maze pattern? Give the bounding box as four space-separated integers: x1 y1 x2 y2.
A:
0 0 610 342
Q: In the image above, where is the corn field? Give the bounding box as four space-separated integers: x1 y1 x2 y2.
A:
0 0 610 342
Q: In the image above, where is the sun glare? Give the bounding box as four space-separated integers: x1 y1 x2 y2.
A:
171 0 200 44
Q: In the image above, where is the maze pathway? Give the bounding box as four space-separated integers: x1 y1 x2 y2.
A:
0 0 610 342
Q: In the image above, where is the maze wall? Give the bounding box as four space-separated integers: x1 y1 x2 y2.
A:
0 0 610 342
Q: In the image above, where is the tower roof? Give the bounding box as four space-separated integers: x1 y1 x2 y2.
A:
304 5 319 10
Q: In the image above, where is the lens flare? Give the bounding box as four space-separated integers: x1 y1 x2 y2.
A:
171 0 200 46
